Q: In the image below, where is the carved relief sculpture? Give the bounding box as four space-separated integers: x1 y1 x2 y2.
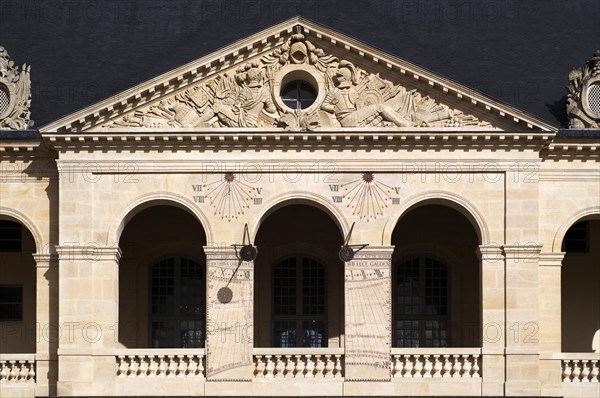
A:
104 27 491 130
0 47 32 130
567 50 600 128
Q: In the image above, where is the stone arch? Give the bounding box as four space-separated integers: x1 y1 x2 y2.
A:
552 206 600 252
0 206 44 252
250 191 349 242
382 191 489 246
107 191 213 246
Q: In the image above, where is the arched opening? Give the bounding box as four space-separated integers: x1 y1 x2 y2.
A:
391 204 481 347
0 218 37 353
118 205 207 348
561 217 600 352
254 204 344 348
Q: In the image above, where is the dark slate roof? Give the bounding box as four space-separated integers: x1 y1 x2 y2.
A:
1 0 598 128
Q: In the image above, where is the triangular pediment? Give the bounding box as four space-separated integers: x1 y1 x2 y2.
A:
40 17 556 134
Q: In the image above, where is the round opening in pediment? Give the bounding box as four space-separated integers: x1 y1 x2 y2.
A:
0 83 10 117
272 65 325 115
281 80 317 110
587 83 600 118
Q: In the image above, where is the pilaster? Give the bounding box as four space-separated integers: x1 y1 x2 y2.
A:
503 244 543 396
32 253 58 397
477 244 505 397
538 252 565 397
56 245 121 396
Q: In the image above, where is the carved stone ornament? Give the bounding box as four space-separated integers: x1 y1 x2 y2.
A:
104 26 491 131
0 46 32 130
567 50 600 128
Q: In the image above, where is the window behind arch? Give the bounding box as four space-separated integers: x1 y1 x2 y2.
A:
150 255 205 348
394 256 449 348
272 256 326 347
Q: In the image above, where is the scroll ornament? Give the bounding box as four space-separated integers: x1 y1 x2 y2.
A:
567 50 600 128
0 47 32 130
105 30 491 130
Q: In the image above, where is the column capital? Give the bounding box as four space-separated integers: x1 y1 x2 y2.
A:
502 244 543 260
538 252 566 267
32 252 58 267
203 244 239 260
476 244 503 261
56 245 121 262
349 245 394 260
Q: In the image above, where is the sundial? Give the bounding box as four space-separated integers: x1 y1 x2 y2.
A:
217 224 257 304
338 222 369 262
204 173 260 222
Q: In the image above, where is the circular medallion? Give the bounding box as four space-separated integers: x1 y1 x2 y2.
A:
338 245 355 262
217 287 233 304
239 244 257 262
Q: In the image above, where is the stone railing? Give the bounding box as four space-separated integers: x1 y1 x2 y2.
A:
560 353 600 383
115 349 205 378
254 348 344 379
391 348 481 378
0 354 36 382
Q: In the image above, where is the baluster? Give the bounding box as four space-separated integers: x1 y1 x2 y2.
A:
254 355 265 378
451 355 461 378
315 355 325 378
590 360 599 382
324 355 334 378
199 355 205 378
572 360 582 382
404 355 414 378
188 355 199 377
334 354 342 378
580 360 590 383
305 355 315 378
264 355 274 378
392 356 402 378
148 356 159 377
17 361 26 381
442 355 452 378
177 355 187 377
274 355 285 378
0 361 8 380
27 360 35 381
413 355 423 378
472 355 480 378
9 361 18 381
432 355 442 378
423 355 433 378
461 355 472 378
129 356 139 377
138 356 148 377
167 355 177 377
157 356 167 377
284 355 294 378
562 360 572 382
294 355 304 378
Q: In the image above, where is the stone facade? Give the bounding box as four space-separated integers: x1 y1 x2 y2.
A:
0 18 599 397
